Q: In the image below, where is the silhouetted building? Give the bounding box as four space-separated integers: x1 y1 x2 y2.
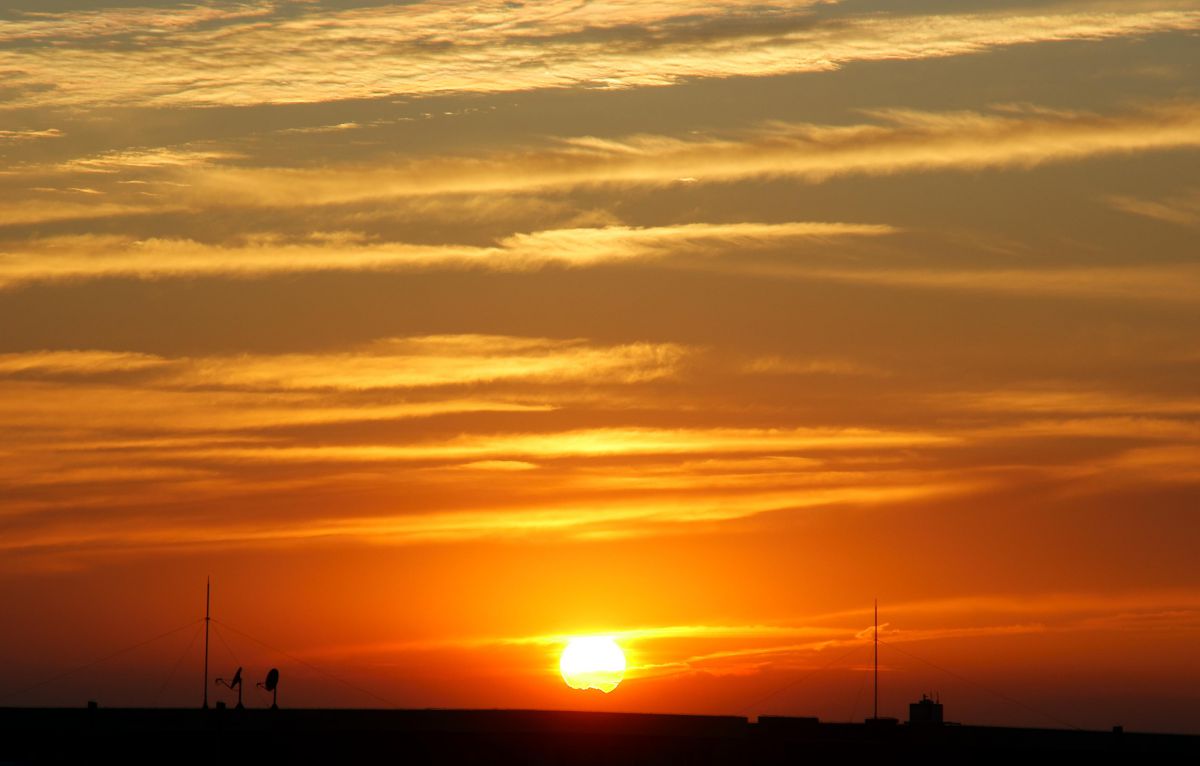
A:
1 706 1197 762
909 694 943 725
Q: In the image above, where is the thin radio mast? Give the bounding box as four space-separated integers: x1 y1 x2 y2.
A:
203 577 210 709
873 598 878 720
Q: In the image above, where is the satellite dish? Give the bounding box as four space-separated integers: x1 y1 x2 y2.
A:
215 666 245 708
257 668 281 709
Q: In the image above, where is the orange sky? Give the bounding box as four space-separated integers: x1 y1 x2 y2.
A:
1 0 1199 734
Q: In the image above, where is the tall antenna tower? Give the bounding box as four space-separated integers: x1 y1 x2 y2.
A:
873 598 878 720
202 578 210 709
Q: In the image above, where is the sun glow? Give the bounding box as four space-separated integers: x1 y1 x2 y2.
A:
559 636 626 693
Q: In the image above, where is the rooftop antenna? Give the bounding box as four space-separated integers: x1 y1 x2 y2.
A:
873 597 878 720
215 667 244 709
258 668 280 710
202 577 211 709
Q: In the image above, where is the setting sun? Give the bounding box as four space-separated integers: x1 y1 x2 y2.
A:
560 637 627 693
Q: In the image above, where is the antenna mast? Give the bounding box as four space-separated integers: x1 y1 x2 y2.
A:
203 577 210 709
873 600 883 720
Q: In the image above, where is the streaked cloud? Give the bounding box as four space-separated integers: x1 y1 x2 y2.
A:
0 128 63 143
0 381 550 434
0 199 168 227
0 480 976 554
173 335 688 390
1101 445 1200 483
767 262 1200 303
170 425 956 465
55 147 241 175
0 334 684 421
8 102 1196 243
0 222 893 288
945 389 1200 417
1 2 1196 108
824 591 1200 623
0 2 276 43
0 349 168 375
167 102 1200 207
1108 188 1200 226
973 417 1200 442
741 356 887 377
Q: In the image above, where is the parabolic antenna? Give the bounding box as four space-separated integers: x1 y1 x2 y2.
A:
215 666 245 708
257 668 281 709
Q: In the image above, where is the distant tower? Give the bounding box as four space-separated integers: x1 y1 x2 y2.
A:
909 694 944 725
873 598 878 720
202 578 211 709
865 599 898 726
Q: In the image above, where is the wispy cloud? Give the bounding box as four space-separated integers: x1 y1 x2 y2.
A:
0 481 975 555
0 381 549 434
55 147 240 175
0 222 893 288
0 2 277 44
10 102 1197 241
943 389 1200 417
166 102 1200 208
766 262 1200 304
164 335 688 391
1 2 1196 107
1101 445 1200 483
169 425 955 465
0 334 684 417
0 349 169 375
4 337 1198 561
0 199 170 227
0 128 63 143
1108 188 1200 227
741 356 887 377
0 335 688 512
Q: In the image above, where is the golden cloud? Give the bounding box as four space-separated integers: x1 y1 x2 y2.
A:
1 2 1195 107
0 222 894 288
166 102 1200 207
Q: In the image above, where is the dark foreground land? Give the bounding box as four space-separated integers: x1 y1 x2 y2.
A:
2 707 1197 764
